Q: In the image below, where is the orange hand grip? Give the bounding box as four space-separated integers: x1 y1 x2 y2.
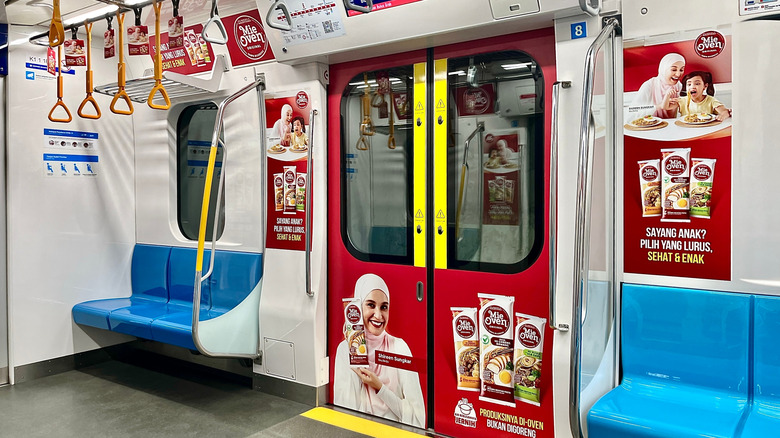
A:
147 0 170 110
48 0 64 47
147 82 171 110
111 13 134 116
78 22 101 120
49 71 72 123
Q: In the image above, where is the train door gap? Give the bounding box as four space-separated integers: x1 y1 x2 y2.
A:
424 47 435 429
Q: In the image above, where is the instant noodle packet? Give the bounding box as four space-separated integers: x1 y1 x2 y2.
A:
661 148 691 222
274 173 284 212
296 173 307 212
343 298 368 367
638 159 661 217
513 313 546 406
452 307 480 391
283 166 297 214
690 158 716 219
478 293 515 407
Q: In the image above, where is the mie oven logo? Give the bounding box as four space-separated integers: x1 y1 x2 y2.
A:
345 305 361 324
641 165 659 181
518 323 541 348
233 15 269 61
693 164 712 181
483 306 510 336
665 156 687 176
296 91 309 109
455 315 476 338
695 31 725 59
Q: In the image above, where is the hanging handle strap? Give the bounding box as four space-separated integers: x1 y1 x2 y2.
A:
78 22 101 119
48 46 72 123
265 0 292 32
147 0 171 110
110 12 133 115
48 0 65 46
203 0 228 44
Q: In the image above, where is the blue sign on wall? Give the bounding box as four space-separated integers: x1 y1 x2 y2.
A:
571 21 587 40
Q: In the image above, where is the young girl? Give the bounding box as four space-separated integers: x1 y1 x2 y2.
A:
678 71 730 121
290 116 308 150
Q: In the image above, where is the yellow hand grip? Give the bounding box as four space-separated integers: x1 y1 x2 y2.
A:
49 75 72 123
78 95 101 119
111 13 134 115
147 0 171 110
48 0 65 47
78 22 101 120
148 82 171 110
110 90 134 115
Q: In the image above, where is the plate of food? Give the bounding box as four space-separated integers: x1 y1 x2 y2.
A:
267 144 286 154
290 144 308 153
681 113 714 125
630 115 662 127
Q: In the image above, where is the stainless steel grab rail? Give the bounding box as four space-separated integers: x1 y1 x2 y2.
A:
549 81 571 331
305 109 318 298
192 76 266 359
455 122 484 240
569 17 619 438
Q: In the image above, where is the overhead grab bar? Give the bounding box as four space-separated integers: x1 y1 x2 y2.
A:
569 17 619 438
48 45 72 123
266 0 292 32
549 81 571 331
579 0 600 16
305 109 318 298
110 12 133 115
147 0 171 110
78 21 101 119
192 77 266 359
455 122 484 240
202 0 229 44
343 0 373 14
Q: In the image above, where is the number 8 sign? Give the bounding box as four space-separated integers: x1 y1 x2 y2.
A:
571 21 587 40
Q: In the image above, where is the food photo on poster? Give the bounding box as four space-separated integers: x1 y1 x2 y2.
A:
623 29 731 280
482 131 521 226
333 273 426 428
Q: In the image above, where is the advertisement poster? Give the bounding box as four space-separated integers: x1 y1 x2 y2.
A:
265 93 312 251
330 272 427 429
482 132 520 225
345 0 422 16
455 84 495 116
149 24 214 75
222 9 275 67
623 30 732 280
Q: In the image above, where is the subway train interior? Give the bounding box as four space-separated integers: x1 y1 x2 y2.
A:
0 0 778 436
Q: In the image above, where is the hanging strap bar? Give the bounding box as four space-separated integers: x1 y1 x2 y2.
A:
48 0 65 46
110 12 133 115
192 77 266 359
202 0 228 44
147 0 171 110
48 45 72 123
304 109 318 297
78 22 101 119
265 0 292 32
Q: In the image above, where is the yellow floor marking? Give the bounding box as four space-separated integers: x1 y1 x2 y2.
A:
302 407 424 437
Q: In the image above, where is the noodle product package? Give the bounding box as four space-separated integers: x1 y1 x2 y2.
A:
64 39 86 66
638 159 661 217
296 173 307 212
127 26 149 56
513 313 546 406
661 148 691 222
273 173 284 212
283 166 297 214
690 158 716 219
478 293 516 407
343 298 368 367
452 307 480 391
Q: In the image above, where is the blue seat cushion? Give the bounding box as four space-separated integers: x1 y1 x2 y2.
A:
131 245 171 300
209 250 262 312
150 310 218 350
168 247 211 307
108 302 189 340
73 298 134 330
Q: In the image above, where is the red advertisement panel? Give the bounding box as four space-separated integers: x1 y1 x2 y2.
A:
222 9 275 67
482 132 520 225
346 0 422 16
455 84 495 116
265 94 312 251
149 24 214 75
623 31 732 280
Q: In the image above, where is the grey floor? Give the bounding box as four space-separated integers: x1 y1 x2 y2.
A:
0 355 371 438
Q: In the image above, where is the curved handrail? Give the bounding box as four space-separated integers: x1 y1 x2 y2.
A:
48 46 72 123
202 0 228 44
548 81 570 331
110 12 134 115
305 109 318 297
454 122 483 239
343 0 373 14
147 0 171 110
569 17 619 438
192 77 265 359
78 22 101 119
48 0 64 47
266 0 292 32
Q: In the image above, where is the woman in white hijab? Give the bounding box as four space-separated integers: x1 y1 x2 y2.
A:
272 104 293 146
334 273 426 428
631 53 686 118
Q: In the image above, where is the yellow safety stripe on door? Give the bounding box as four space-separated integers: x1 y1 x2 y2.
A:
413 62 427 268
433 58 448 270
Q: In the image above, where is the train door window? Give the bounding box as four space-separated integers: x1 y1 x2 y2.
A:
447 51 544 273
177 103 225 241
341 67 414 262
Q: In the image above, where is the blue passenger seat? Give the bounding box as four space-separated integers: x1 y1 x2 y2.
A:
72 244 261 351
587 284 751 438
739 295 780 437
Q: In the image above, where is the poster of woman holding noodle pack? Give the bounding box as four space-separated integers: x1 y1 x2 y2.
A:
623 29 732 280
